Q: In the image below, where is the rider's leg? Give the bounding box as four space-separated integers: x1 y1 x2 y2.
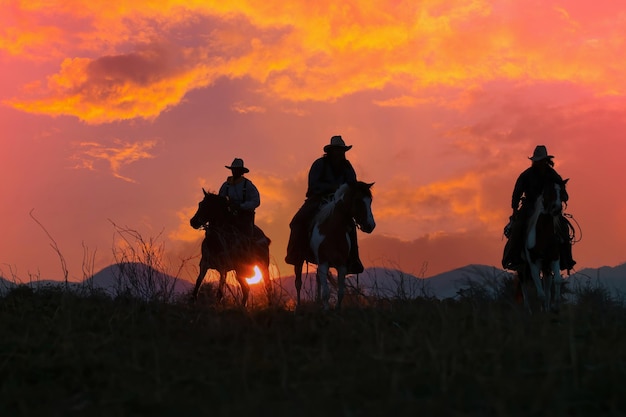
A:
286 200 317 264
505 216 525 270
347 226 364 274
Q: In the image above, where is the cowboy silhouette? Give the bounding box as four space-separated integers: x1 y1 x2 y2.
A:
285 135 364 274
502 145 576 272
218 158 260 237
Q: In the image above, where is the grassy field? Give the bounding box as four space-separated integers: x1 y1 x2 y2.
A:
2 280 626 417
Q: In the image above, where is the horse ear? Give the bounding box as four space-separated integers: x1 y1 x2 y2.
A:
367 182 375 188
202 188 208 196
563 178 569 184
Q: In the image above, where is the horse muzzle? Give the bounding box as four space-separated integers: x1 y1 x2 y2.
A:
360 221 376 234
190 217 203 230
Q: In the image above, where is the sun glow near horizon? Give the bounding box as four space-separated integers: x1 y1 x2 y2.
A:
245 265 263 285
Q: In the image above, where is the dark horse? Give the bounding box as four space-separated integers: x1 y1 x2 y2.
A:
293 181 376 310
517 178 568 313
189 189 271 306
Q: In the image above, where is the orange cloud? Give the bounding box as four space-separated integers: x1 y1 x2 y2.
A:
169 205 200 243
6 44 220 123
71 139 158 182
375 170 506 235
3 0 625 122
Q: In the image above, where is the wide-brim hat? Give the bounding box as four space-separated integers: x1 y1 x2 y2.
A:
529 145 554 161
225 158 249 173
323 135 352 153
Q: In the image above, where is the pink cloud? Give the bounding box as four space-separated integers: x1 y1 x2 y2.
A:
71 139 159 182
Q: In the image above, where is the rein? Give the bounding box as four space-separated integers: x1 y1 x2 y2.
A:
563 212 582 244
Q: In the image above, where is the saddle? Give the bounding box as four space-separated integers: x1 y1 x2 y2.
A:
501 213 576 272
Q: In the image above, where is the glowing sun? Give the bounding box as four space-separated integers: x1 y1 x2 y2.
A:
245 266 263 285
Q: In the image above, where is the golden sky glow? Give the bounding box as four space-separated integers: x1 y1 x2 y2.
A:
1 0 625 281
3 0 625 122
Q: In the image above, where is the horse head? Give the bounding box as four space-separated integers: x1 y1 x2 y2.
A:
189 188 229 230
541 179 568 217
347 181 376 234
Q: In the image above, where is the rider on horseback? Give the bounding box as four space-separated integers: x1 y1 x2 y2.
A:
285 135 364 274
219 158 260 238
502 145 576 272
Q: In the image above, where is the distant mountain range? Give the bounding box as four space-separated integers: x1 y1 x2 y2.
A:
2 262 625 301
0 262 194 301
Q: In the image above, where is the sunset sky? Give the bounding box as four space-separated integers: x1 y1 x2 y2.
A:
1 0 625 284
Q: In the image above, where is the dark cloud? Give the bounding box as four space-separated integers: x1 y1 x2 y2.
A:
86 45 182 86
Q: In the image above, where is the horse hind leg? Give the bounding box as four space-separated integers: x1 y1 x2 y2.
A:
336 265 347 310
261 264 272 306
317 263 331 310
217 271 227 303
235 272 250 308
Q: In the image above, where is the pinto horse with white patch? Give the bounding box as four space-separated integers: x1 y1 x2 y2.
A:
294 181 376 310
518 178 568 313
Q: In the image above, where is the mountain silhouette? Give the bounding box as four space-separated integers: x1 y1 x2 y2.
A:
0 262 193 300
83 262 193 297
2 263 625 301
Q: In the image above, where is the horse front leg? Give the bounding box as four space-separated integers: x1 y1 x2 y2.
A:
336 265 347 310
528 259 546 307
193 265 209 301
542 266 553 312
317 263 331 311
294 260 304 308
515 269 531 313
315 272 322 304
550 260 562 313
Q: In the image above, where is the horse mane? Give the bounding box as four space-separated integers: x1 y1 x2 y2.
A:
313 182 373 225
314 184 348 224
353 181 373 199
202 189 227 205
202 188 220 198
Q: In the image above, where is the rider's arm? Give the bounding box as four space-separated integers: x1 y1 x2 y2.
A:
218 182 229 198
307 158 332 196
511 173 525 211
240 180 260 212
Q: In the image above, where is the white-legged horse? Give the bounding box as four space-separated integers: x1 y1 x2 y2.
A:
307 181 376 310
519 179 568 313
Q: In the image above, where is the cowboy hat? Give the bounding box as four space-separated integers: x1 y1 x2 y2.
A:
529 145 554 161
225 158 249 173
323 135 352 153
